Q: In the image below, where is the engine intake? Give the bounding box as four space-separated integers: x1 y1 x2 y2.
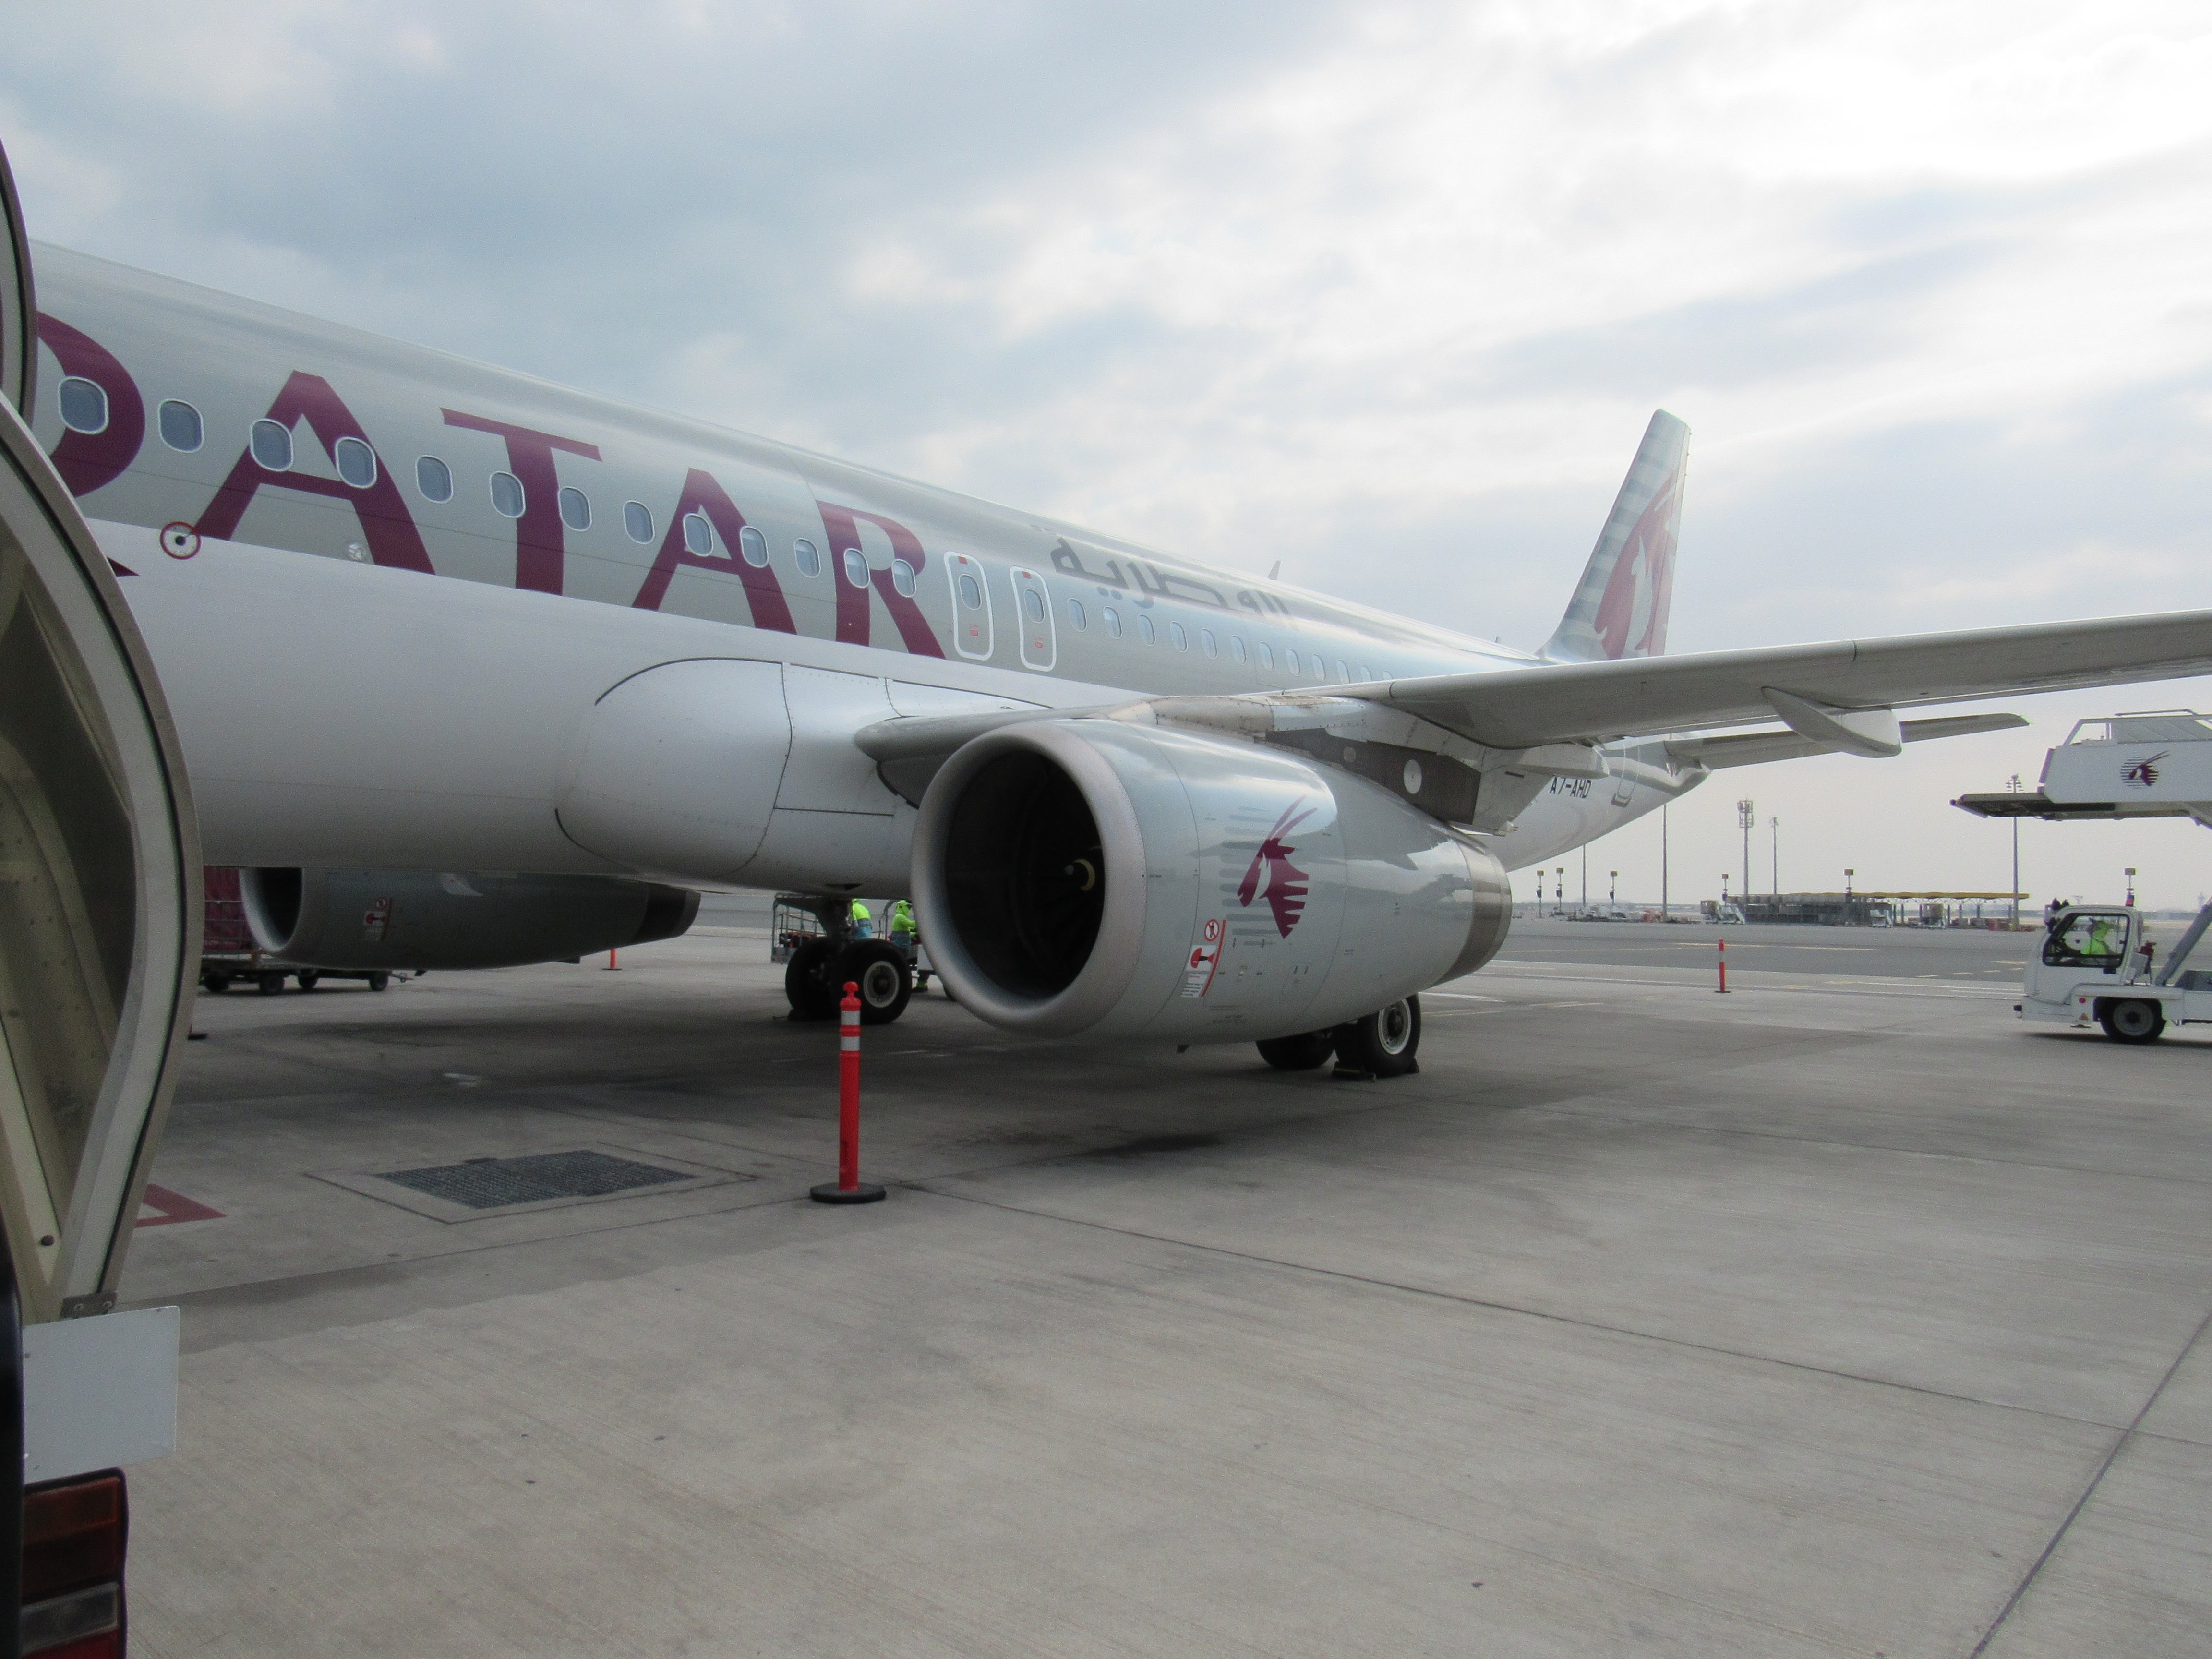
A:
912 720 1510 1043
240 868 698 970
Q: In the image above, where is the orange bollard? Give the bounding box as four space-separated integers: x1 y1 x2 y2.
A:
605 948 620 970
1716 937 1729 994
811 981 886 1204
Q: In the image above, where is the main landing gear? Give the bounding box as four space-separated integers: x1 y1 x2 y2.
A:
1256 994 1422 1079
780 897 914 1027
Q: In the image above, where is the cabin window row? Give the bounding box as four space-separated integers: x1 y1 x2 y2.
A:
65 384 1380 673
1061 595 1373 681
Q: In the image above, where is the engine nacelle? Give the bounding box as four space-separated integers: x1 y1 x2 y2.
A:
240 869 698 970
911 720 1510 1043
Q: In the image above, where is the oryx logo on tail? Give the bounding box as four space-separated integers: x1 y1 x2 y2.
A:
1238 801 1315 937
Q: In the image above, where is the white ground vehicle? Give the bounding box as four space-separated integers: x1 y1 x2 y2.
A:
2017 904 2212 1044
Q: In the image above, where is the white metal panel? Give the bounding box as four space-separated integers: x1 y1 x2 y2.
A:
22 1306 178 1480
555 658 790 881
775 665 901 814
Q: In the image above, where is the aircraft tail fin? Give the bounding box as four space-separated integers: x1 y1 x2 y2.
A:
1539 409 1689 663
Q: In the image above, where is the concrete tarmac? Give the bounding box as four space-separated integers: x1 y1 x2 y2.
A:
121 923 2210 1657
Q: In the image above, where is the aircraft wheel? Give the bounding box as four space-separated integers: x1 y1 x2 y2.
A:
257 971 286 996
2099 998 2165 1044
295 971 321 992
1256 1030 1336 1071
367 971 391 992
1334 995 1422 1078
839 940 913 1026
784 938 840 1021
202 973 231 994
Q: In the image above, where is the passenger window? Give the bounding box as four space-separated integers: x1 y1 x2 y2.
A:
1231 636 1246 663
2043 913 2130 969
250 418 292 471
418 456 454 502
1201 629 1217 657
1258 641 1273 670
1068 598 1087 630
157 399 202 452
57 376 108 434
891 557 917 597
960 573 983 608
1104 607 1122 637
560 486 591 532
739 525 769 567
1334 659 1349 681
334 435 377 489
794 538 820 576
1284 648 1300 674
623 501 653 542
843 547 869 588
1169 620 1188 651
683 511 714 554
1023 587 1045 622
1138 613 1156 645
491 471 525 518
1358 664 1371 681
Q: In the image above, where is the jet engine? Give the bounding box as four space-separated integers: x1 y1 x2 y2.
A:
910 720 1511 1043
239 868 699 970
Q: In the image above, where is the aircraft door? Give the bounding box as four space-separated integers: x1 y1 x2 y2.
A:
0 146 198 1331
1010 565 1055 671
947 552 994 661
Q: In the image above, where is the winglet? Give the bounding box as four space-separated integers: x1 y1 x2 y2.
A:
1540 410 1689 663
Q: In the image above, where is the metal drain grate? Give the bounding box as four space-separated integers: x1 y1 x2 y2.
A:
377 1150 692 1210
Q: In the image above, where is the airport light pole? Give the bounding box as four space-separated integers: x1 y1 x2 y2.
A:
1845 867 1854 923
1609 870 1617 906
1770 816 1779 898
1738 798 1754 910
1661 804 1670 921
2008 774 2021 929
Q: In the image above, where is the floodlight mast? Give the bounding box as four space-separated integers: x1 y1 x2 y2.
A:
1738 799 1755 906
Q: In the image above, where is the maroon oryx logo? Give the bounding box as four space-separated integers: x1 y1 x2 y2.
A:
1238 801 1316 937
2122 751 2169 789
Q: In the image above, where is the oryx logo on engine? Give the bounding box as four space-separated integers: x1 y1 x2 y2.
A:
1238 802 1315 937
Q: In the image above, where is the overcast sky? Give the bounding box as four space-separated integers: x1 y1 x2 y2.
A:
6 1 2210 907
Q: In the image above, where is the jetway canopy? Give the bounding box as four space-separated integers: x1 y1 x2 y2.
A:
1954 709 2212 828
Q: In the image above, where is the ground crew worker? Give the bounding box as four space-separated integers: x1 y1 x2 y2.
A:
889 898 915 946
849 898 874 939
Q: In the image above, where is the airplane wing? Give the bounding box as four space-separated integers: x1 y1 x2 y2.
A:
1364 608 2212 750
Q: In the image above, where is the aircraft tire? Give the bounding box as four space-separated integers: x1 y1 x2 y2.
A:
1334 995 1422 1078
202 973 231 994
2099 998 2165 1044
784 938 840 1021
1256 1030 1336 1071
296 971 321 992
839 940 913 1026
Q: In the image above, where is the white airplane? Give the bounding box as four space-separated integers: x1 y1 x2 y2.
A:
21 228 2212 1077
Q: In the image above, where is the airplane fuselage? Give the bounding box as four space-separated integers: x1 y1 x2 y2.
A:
29 243 1689 886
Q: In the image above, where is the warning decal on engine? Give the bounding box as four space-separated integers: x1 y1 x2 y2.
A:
1182 917 1225 998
